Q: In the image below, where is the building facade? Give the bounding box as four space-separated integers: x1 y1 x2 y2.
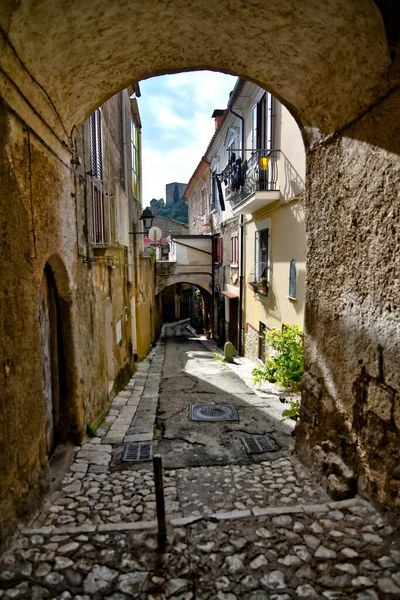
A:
0 86 160 544
187 78 306 359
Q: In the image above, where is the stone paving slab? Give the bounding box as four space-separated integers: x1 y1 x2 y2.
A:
2 323 399 598
1 500 399 599
30 456 331 529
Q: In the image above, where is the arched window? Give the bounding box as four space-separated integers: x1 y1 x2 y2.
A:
289 260 297 299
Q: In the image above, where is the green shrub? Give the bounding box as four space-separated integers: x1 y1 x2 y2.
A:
252 325 304 390
281 398 301 421
86 422 98 437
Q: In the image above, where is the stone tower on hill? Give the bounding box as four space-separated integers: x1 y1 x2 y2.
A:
166 182 187 206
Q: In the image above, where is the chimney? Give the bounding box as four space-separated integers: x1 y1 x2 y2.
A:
212 109 225 131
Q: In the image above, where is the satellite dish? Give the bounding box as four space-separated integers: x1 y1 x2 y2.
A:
148 226 162 242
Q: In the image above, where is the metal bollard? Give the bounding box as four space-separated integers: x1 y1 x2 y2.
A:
153 454 167 545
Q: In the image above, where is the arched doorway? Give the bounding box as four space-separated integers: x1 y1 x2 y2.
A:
39 265 65 455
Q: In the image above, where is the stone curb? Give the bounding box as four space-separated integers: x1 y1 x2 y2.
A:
21 498 362 537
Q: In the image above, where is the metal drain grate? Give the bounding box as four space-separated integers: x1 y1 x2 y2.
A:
122 443 153 462
189 404 238 422
242 435 276 454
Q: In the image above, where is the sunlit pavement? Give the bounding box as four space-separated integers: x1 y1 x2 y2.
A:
1 322 399 599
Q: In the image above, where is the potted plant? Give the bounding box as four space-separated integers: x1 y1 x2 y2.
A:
258 277 269 294
204 330 211 339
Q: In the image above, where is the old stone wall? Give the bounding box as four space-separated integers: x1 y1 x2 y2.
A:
296 88 400 513
0 91 157 547
0 103 83 545
244 323 260 363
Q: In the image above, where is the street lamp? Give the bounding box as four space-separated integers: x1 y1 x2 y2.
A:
129 207 154 236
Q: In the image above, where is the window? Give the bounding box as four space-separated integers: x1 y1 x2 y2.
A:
213 236 223 264
289 259 297 299
200 186 207 216
90 109 109 244
254 228 269 280
231 233 238 266
131 118 140 200
251 92 272 151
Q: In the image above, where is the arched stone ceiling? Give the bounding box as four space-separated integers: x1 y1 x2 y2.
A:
0 0 391 146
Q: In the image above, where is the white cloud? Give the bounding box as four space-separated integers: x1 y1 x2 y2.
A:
139 71 237 205
149 97 187 130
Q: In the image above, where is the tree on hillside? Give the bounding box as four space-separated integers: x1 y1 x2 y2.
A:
147 196 188 224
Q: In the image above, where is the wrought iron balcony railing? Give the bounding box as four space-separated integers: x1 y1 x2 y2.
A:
220 149 279 209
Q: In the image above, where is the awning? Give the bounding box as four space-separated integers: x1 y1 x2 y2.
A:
221 290 239 299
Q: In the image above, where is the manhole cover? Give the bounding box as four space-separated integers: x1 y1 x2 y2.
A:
122 443 153 462
189 404 238 421
242 435 276 454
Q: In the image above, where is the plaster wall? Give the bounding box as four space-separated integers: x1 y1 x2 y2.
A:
135 257 159 360
186 160 210 235
244 200 306 336
173 237 212 266
0 105 83 545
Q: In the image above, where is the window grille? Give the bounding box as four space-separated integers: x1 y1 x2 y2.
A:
90 109 103 180
91 181 110 245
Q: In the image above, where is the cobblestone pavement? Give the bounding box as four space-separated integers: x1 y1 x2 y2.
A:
1 323 399 599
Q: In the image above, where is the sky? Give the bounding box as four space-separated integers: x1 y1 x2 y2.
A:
137 71 237 207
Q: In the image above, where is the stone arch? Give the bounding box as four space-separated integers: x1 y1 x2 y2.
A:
39 255 81 451
0 1 392 146
156 275 212 296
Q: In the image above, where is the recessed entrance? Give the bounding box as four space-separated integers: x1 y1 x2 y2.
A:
39 265 66 455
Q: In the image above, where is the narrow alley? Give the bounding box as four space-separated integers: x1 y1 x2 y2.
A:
0 322 399 599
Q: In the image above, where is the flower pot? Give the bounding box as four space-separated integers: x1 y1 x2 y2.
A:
204 331 211 339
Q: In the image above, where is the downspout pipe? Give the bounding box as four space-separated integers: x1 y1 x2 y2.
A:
238 214 244 355
211 218 215 339
228 81 245 355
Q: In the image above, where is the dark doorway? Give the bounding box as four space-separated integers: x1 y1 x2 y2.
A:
259 321 267 363
228 297 239 349
39 265 67 455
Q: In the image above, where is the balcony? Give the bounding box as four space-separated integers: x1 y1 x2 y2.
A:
220 149 280 214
